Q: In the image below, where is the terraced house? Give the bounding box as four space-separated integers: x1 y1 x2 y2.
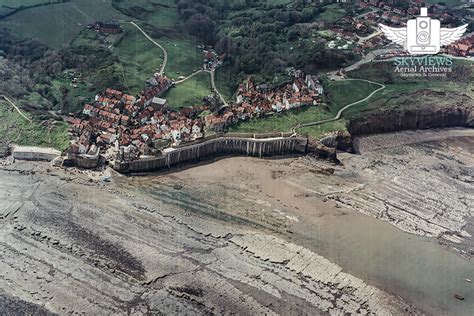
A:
69 72 323 163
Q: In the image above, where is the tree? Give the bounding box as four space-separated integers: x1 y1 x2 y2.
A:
185 14 216 44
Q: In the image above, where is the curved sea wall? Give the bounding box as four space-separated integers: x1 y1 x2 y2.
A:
114 136 308 173
348 105 474 136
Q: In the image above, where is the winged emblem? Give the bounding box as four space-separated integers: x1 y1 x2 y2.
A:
379 24 407 48
440 24 468 46
378 8 468 55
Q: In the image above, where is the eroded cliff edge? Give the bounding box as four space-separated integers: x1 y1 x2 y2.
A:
324 90 474 153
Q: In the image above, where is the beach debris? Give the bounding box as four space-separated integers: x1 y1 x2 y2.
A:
466 278 472 283
454 294 464 301
101 176 112 182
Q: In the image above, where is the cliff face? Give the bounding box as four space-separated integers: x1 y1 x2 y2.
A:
348 104 474 136
320 131 354 153
307 139 339 163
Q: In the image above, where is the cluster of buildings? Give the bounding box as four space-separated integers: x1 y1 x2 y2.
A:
204 75 323 132
203 49 224 71
445 35 474 57
67 71 323 163
68 73 172 157
351 0 473 57
86 21 124 47
88 21 123 35
237 75 322 115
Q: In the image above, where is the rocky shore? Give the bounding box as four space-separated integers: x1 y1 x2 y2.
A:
0 161 418 315
1 128 473 315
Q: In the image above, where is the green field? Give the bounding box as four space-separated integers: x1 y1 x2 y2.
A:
160 36 204 79
0 0 63 18
228 106 332 135
228 105 348 140
324 80 382 114
163 72 212 108
0 0 125 48
319 4 347 24
147 0 178 27
112 26 165 94
0 0 58 7
299 119 348 139
113 0 178 27
112 24 205 94
0 101 69 150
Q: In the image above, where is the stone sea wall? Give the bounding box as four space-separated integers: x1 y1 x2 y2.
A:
12 146 61 162
114 136 308 173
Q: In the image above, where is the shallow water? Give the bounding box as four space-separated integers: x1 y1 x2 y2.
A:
138 179 474 315
290 193 473 315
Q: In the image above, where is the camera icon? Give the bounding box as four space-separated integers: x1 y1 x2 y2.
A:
417 31 429 43
406 8 440 54
379 7 468 56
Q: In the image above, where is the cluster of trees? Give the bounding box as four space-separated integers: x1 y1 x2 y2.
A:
176 0 221 44
175 1 358 87
0 29 125 113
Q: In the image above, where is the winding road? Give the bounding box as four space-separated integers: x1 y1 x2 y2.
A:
128 22 168 75
0 95 32 123
209 69 229 107
173 69 209 84
125 22 409 133
129 21 229 106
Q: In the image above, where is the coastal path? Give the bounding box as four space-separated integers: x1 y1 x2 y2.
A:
0 95 32 123
292 79 385 133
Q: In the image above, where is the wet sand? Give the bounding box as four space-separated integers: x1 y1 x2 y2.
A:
152 128 473 315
